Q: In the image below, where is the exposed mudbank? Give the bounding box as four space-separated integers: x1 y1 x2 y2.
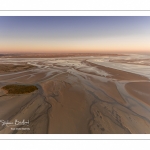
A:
2 84 38 94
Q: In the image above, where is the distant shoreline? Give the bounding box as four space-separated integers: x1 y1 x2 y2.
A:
0 53 127 58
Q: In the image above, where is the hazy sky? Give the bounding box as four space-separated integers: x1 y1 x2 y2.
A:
0 16 150 53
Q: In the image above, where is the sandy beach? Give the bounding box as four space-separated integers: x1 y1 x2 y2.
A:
0 55 150 134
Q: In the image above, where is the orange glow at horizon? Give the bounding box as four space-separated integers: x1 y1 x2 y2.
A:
0 36 150 53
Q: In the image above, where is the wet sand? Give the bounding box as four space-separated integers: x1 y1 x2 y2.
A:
0 55 150 134
110 58 150 66
125 82 150 106
0 64 35 74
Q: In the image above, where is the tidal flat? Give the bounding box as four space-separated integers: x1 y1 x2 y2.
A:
0 53 150 134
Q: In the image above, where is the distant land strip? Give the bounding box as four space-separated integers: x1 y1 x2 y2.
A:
0 10 150 11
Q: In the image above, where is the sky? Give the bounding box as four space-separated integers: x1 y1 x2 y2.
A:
0 16 150 53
